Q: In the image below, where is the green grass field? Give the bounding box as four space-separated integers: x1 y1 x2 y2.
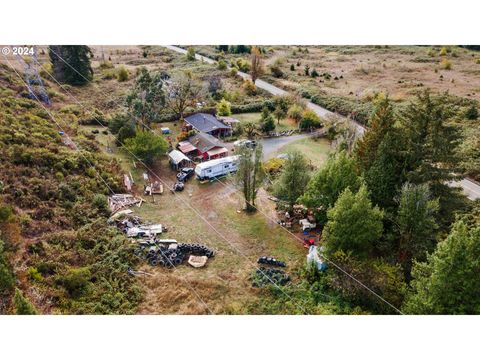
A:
274 137 331 169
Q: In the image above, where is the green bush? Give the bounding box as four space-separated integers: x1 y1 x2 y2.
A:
0 205 13 222
92 194 108 211
186 47 196 61
0 241 15 296
218 60 227 70
108 112 131 134
14 288 38 315
117 66 129 82
117 125 136 146
216 98 232 116
465 104 478 120
299 110 322 130
27 267 43 282
287 104 304 122
124 131 168 166
243 80 257 96
441 59 452 70
61 267 91 298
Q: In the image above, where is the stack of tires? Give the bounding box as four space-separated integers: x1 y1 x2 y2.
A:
134 242 215 268
257 256 286 267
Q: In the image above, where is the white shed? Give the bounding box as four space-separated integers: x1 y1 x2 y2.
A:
168 149 191 170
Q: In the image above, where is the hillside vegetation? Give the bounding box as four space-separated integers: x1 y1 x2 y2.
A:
0 64 141 314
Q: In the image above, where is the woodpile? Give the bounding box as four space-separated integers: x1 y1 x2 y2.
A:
108 194 141 213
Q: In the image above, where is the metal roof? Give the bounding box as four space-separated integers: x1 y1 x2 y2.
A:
188 132 226 153
195 155 239 171
184 113 231 133
168 149 190 164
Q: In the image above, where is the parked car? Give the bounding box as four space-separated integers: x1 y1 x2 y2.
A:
176 167 195 182
233 139 257 149
172 181 185 192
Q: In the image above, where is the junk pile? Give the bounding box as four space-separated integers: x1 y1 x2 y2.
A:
108 194 142 213
134 240 215 268
144 181 164 196
252 256 290 287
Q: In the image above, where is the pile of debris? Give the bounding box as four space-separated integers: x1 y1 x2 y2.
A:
144 181 163 196
134 239 215 268
108 194 143 213
252 256 290 287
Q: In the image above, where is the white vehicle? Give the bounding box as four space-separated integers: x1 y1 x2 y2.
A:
195 156 239 180
234 139 257 149
299 218 316 231
127 224 164 238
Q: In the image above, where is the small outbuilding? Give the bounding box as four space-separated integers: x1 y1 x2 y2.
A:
168 149 192 170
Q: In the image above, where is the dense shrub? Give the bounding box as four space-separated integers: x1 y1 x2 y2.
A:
216 98 232 116
117 66 129 82
116 125 136 146
61 267 91 298
299 110 322 130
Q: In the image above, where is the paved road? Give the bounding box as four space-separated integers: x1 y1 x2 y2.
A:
163 45 479 200
450 179 480 201
260 133 316 160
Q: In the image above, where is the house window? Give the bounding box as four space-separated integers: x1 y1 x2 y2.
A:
224 165 229 169
207 169 212 173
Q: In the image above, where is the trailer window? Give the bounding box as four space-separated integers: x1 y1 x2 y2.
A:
224 165 229 168
207 169 212 173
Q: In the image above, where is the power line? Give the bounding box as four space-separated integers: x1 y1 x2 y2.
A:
36 47 403 314
28 51 309 314
4 54 215 315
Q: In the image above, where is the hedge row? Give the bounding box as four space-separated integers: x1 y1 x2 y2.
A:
154 100 275 123
299 89 374 125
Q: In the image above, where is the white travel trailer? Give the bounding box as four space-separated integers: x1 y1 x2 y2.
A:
195 156 239 180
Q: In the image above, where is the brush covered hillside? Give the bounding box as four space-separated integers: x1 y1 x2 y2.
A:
0 63 141 314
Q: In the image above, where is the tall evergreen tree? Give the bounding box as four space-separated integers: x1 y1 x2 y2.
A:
355 95 396 172
395 183 439 278
399 90 465 227
400 91 462 184
323 185 384 258
126 68 166 131
363 131 406 210
259 107 276 133
49 46 93 85
403 220 480 314
14 288 38 315
299 151 362 225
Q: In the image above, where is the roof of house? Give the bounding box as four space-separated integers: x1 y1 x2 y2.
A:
168 149 191 164
178 141 197 154
189 132 227 154
207 147 229 158
184 113 231 133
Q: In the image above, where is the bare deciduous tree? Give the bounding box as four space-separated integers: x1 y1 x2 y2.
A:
166 72 204 120
250 46 264 83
